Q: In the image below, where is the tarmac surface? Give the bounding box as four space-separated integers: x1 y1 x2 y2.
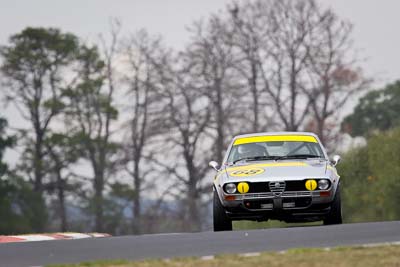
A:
1 221 399 267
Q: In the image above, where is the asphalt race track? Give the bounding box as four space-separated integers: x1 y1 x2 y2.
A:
1 221 400 267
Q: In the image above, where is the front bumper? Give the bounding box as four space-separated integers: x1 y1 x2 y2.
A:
220 189 334 222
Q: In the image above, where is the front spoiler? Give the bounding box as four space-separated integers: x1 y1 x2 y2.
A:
225 203 332 222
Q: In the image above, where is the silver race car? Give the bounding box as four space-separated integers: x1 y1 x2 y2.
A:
209 132 342 231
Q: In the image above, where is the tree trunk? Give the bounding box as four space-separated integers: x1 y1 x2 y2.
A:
94 172 104 232
316 118 326 145
289 57 298 131
250 62 259 132
188 184 200 231
215 82 225 164
184 147 201 231
132 158 141 234
57 174 67 232
34 133 44 193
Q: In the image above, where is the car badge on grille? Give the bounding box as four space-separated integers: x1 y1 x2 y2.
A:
269 181 286 197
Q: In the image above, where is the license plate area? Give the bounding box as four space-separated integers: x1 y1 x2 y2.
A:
282 197 312 209
244 197 312 210
244 199 274 210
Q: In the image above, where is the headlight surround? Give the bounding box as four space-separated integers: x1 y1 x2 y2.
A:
318 179 330 190
224 183 237 194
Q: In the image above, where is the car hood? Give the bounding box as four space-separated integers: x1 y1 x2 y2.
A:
221 160 329 183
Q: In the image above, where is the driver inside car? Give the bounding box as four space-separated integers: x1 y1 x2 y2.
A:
237 143 268 159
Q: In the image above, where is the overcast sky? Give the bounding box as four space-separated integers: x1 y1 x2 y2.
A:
1 0 399 86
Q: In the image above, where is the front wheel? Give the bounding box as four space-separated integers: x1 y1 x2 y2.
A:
213 190 232 231
323 185 343 225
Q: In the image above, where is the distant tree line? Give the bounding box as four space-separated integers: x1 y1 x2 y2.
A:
0 0 368 235
337 80 400 224
342 81 400 137
338 127 400 222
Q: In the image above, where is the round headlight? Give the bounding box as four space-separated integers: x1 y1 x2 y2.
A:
318 179 330 190
224 183 237 194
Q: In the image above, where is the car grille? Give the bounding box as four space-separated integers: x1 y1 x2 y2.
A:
269 181 286 196
243 191 311 199
248 181 307 193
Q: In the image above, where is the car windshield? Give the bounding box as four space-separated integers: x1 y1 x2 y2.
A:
227 140 325 164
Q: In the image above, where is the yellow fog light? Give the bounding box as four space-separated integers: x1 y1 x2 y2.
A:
237 182 249 194
305 179 317 191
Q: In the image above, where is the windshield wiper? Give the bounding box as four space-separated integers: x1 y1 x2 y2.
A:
275 154 321 160
232 156 279 164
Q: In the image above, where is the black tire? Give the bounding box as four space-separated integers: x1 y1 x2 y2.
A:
323 184 343 225
213 190 232 231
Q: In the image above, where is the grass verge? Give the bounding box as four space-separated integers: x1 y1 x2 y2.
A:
48 244 400 267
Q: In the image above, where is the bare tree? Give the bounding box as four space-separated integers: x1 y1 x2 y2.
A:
225 0 368 147
228 1 276 132
303 4 369 145
121 30 168 234
156 55 213 231
185 16 239 164
256 0 317 131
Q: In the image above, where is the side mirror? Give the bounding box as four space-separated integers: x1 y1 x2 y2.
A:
332 155 341 166
209 161 219 171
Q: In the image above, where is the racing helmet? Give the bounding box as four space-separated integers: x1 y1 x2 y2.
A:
237 143 266 158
